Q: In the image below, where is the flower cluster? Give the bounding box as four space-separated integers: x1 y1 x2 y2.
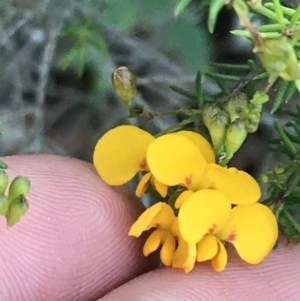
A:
93 125 278 272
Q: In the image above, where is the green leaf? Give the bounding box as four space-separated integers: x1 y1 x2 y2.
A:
208 0 225 34
204 72 241 81
174 0 192 17
273 0 286 29
290 4 300 26
87 34 109 57
271 80 290 113
58 47 78 71
195 71 203 107
264 3 295 16
169 85 197 101
209 62 251 70
274 120 297 158
284 168 300 197
230 30 281 38
75 46 86 76
252 5 289 24
286 120 300 137
257 24 282 32
253 72 269 80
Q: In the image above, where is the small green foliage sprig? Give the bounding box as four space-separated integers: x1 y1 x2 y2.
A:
261 112 300 244
0 162 30 227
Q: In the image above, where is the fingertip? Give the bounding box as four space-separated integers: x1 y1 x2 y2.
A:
99 242 300 301
0 155 157 301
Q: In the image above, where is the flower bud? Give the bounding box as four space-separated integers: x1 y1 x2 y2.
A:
8 176 31 202
112 67 137 108
208 111 230 155
202 104 221 129
274 163 285 174
224 118 247 163
244 113 260 133
0 195 10 215
0 161 8 169
0 170 9 194
250 91 269 106
224 92 248 122
256 37 300 88
260 173 269 184
6 195 29 227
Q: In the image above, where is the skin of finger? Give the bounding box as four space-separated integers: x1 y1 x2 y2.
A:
99 241 300 301
0 155 157 301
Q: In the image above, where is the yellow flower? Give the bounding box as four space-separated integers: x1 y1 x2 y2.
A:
178 190 278 271
93 125 168 197
146 131 214 192
129 202 196 272
198 163 261 205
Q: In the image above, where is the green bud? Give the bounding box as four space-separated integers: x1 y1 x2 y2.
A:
208 111 230 155
250 91 269 106
0 161 8 169
0 170 9 194
224 92 248 122
112 66 137 108
0 195 10 215
274 163 285 174
202 104 221 129
6 195 29 227
245 113 260 133
224 118 247 163
8 176 31 202
260 173 269 183
256 37 300 87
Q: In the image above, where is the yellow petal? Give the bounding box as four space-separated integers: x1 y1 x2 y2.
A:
175 190 194 209
147 134 206 190
153 177 168 198
176 130 216 163
200 164 261 205
93 125 155 185
160 233 176 266
211 240 228 272
178 189 231 244
135 172 152 197
172 238 197 273
143 229 164 256
129 202 175 237
170 218 197 272
217 203 278 264
196 235 218 262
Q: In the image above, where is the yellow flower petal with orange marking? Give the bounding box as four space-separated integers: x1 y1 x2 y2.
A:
196 234 218 262
211 240 228 272
129 202 174 237
175 190 194 209
176 130 216 163
147 134 207 190
199 164 261 205
178 189 231 244
93 125 154 185
135 172 152 197
217 203 278 264
152 177 168 198
172 238 197 273
171 218 197 272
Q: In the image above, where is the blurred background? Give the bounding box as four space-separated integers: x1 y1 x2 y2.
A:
1 0 294 176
